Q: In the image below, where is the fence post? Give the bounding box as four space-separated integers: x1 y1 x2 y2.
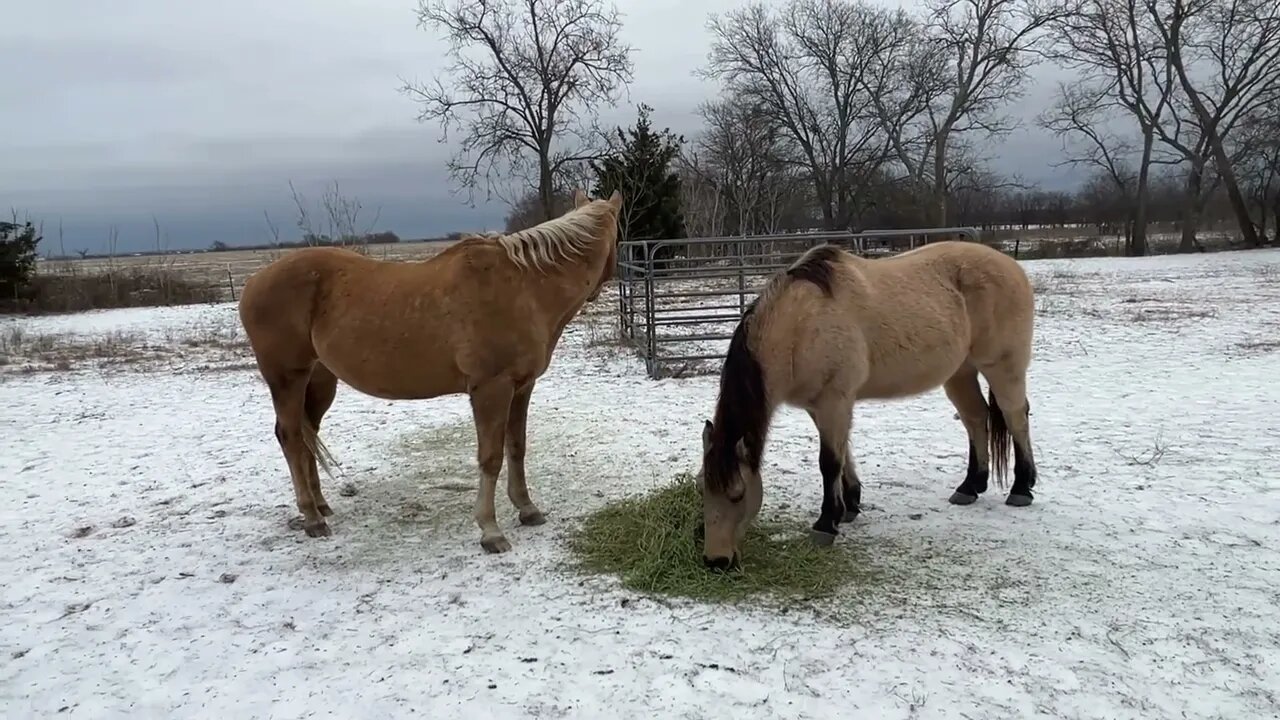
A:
643 241 657 378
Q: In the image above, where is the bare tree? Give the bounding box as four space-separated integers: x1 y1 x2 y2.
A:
504 187 573 232
1039 81 1154 252
696 94 808 236
289 180 382 249
1237 98 1280 243
702 0 893 229
674 152 725 240
1047 0 1181 253
401 0 634 222
1145 0 1280 247
875 0 1067 225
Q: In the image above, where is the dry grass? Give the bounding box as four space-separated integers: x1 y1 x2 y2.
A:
37 241 453 305
12 259 225 314
568 474 882 604
0 323 247 373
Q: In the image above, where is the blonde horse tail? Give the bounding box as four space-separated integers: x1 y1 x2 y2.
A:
301 418 341 481
987 388 1011 490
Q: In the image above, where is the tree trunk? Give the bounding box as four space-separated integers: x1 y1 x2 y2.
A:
932 133 949 226
1131 129 1154 257
1166 29 1261 248
1178 163 1205 253
538 150 555 222
1206 133 1262 247
1272 196 1280 246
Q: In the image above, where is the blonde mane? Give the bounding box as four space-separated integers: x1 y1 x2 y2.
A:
493 200 612 272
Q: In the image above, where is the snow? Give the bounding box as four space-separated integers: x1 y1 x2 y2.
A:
3 248 1280 719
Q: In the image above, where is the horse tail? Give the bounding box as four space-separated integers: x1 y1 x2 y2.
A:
987 387 1011 489
301 417 341 480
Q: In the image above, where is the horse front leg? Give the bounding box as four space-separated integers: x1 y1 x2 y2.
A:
809 409 862 526
468 377 515 554
807 399 853 547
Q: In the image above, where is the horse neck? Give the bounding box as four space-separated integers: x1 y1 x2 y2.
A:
711 318 775 472
532 232 612 312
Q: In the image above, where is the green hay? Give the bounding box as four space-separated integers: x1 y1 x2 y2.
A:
568 473 885 604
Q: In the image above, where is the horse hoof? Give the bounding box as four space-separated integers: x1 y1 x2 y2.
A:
808 528 838 547
304 522 331 538
317 504 334 517
841 508 860 524
1005 494 1034 507
518 508 547 526
948 491 978 506
481 535 512 554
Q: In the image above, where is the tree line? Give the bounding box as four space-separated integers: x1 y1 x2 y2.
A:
405 0 1280 256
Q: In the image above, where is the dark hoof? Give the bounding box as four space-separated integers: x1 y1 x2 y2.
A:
304 522 331 538
948 491 979 506
317 504 334 517
808 528 838 547
481 535 512 554
841 508 860 524
518 508 547 526
1005 493 1034 507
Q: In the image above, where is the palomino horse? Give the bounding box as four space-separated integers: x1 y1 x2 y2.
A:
238 189 623 553
699 241 1038 570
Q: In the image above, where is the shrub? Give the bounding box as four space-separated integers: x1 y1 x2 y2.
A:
0 219 40 304
12 263 223 314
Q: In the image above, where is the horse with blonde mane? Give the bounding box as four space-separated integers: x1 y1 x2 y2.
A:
698 240 1038 571
238 189 622 553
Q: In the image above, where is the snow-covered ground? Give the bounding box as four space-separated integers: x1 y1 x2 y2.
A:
3 249 1280 719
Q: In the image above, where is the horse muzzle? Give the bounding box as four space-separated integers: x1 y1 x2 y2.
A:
703 552 741 572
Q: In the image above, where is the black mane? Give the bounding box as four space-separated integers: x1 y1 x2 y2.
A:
705 301 769 493
785 243 842 297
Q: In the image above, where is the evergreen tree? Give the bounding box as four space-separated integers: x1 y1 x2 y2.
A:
0 218 41 301
591 104 686 250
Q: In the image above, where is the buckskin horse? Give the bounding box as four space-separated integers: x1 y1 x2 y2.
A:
698 240 1038 570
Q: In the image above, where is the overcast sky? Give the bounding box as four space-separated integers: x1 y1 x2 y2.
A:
2 0 1081 254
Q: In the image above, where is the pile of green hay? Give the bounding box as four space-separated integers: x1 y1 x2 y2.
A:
568 473 883 603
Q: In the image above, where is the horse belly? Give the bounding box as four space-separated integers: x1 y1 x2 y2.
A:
314 326 467 400
857 322 970 400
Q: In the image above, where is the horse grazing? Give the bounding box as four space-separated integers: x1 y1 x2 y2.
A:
699 241 1038 570
238 189 623 553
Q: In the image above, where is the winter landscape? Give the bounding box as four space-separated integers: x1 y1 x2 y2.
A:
2 247 1279 718
8 0 1280 716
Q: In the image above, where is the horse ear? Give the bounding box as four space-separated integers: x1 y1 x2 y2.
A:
702 420 713 453
734 438 748 463
573 188 589 208
608 189 622 210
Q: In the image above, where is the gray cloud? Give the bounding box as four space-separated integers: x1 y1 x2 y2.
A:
2 0 1085 254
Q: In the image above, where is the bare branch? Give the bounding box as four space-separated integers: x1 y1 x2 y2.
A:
400 0 635 222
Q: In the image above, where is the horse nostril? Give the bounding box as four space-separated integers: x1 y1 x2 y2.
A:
704 555 732 571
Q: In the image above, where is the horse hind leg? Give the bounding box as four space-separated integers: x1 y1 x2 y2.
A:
943 365 992 506
268 369 330 537
303 363 339 517
984 369 1037 507
504 380 546 527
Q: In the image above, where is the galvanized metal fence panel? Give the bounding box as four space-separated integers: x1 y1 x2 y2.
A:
615 227 980 379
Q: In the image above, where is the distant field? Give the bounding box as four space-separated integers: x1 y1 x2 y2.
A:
30 221 1245 305
35 241 456 301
